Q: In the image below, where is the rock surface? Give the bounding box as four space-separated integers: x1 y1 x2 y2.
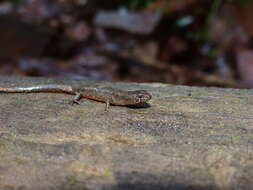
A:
0 77 253 190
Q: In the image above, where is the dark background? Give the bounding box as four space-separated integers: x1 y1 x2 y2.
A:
1 0 253 88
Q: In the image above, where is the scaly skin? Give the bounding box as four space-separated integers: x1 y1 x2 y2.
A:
0 85 152 110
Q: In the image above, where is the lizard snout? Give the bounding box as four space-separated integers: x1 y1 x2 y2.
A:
134 90 152 104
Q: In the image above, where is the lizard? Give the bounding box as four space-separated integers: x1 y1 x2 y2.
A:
0 84 152 110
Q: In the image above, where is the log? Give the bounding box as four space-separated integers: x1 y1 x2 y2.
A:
0 76 252 190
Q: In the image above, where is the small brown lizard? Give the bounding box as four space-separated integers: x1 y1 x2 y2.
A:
0 85 152 110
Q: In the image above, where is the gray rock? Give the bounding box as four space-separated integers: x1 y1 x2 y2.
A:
0 76 253 190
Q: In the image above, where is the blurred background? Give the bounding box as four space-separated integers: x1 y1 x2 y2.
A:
0 0 253 88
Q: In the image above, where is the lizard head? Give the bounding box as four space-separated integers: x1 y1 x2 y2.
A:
132 90 152 104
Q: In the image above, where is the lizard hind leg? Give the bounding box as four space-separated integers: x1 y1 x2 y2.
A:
105 99 110 111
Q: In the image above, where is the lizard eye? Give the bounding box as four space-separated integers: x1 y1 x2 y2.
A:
139 94 148 99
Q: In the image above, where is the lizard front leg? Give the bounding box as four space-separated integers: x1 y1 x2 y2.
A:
70 93 82 105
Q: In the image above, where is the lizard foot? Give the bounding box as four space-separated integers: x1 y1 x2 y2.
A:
68 99 80 105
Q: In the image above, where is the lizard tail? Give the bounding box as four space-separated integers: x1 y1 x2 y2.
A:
0 85 74 94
